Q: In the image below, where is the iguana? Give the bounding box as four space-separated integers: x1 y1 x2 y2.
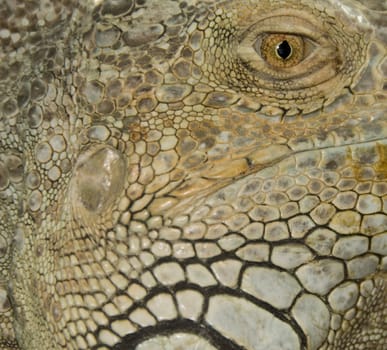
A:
0 0 386 349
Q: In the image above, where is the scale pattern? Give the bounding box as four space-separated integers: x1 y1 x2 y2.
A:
0 0 386 349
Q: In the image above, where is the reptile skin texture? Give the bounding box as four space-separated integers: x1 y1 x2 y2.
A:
0 0 386 349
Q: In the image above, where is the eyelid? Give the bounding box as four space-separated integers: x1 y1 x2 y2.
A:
237 15 337 78
239 15 323 44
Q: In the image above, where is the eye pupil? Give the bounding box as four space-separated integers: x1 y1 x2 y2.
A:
276 40 292 60
257 34 303 68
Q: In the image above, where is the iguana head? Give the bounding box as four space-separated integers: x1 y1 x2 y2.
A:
1 0 386 349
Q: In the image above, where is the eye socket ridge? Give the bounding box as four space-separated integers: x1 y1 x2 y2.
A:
239 14 325 45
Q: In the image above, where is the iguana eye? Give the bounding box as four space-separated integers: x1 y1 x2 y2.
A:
237 15 331 80
256 34 306 68
200 5 369 114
